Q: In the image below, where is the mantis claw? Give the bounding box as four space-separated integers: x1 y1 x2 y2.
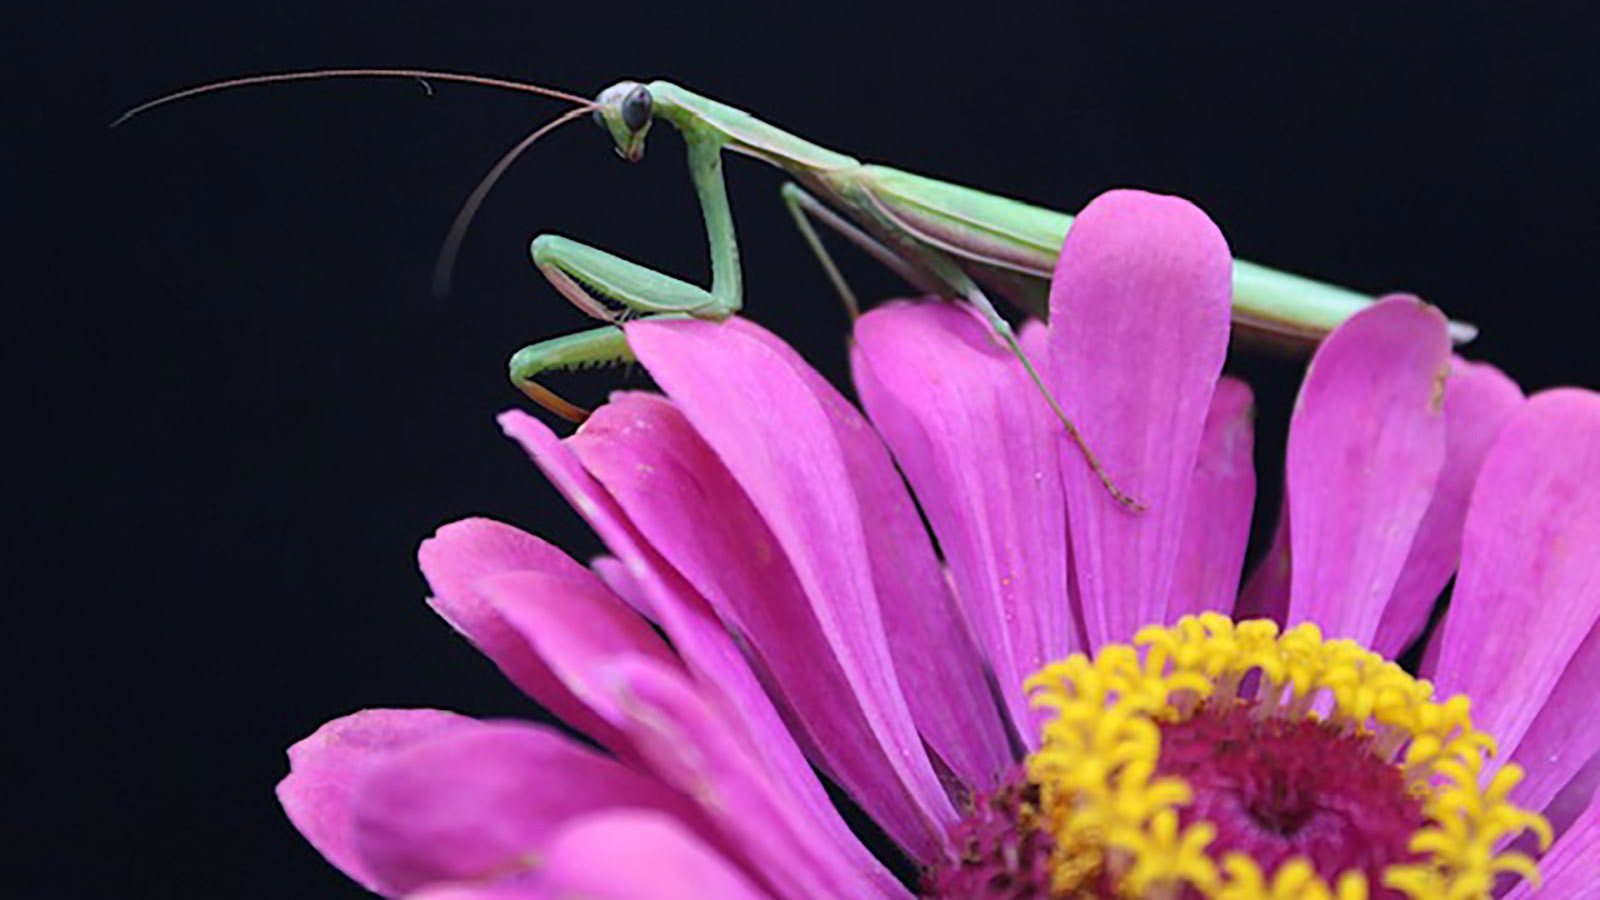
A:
508 325 634 423
535 257 625 324
516 379 592 423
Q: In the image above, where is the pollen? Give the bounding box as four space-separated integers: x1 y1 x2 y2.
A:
1022 614 1550 899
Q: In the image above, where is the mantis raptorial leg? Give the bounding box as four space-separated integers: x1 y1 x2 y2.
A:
528 134 740 323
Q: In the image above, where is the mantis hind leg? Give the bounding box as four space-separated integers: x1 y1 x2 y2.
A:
531 234 738 322
779 181 945 321
780 183 860 320
844 185 1144 510
959 279 1144 511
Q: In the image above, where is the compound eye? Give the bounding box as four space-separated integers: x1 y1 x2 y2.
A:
591 108 607 130
620 85 653 132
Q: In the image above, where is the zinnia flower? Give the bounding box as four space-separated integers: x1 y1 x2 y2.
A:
278 190 1600 898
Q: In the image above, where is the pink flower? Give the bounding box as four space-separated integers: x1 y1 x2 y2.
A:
278 190 1600 898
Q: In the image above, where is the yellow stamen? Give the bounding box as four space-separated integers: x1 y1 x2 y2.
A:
1023 614 1549 898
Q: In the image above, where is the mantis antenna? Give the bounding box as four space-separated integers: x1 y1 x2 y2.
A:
113 68 591 127
116 68 601 296
432 103 597 297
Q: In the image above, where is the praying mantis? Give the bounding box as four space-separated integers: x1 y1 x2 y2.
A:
122 70 1478 508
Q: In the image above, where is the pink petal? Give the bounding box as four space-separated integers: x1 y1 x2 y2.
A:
750 316 1012 795
1170 376 1257 618
791 332 1013 795
851 300 1070 742
1284 296 1451 642
499 412 810 767
473 567 788 885
571 390 1005 820
562 397 824 772
499 412 905 894
277 709 475 894
418 519 626 750
539 812 769 899
475 571 859 899
1542 755 1600 843
1433 388 1600 761
625 316 960 850
590 554 652 620
411 885 545 900
1502 791 1600 900
1509 621 1600 815
476 569 680 708
1417 614 1444 678
1371 358 1524 658
1048 189 1232 646
1236 511 1291 625
350 721 703 895
580 655 902 900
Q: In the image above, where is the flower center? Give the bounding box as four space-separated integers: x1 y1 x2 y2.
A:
1153 700 1426 889
959 614 1553 899
921 765 1060 899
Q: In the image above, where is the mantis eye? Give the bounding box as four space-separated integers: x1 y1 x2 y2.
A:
591 108 606 130
620 85 653 132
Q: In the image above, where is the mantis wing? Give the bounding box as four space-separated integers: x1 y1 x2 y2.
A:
860 165 1476 347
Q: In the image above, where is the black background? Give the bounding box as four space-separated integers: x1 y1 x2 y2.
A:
15 3 1598 896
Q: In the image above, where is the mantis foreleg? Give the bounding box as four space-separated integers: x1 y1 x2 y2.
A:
510 133 746 419
531 234 727 318
529 133 742 324
507 323 635 422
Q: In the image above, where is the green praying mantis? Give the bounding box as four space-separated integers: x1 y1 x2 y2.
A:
121 69 1477 509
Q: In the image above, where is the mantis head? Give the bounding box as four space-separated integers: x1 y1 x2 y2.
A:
592 81 655 162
